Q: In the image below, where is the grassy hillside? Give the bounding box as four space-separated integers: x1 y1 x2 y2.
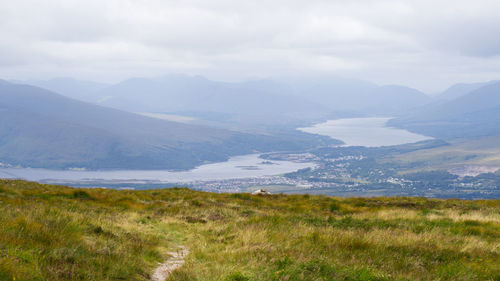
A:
387 136 500 173
0 180 499 281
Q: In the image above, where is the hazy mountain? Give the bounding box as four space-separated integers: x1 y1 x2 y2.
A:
0 80 334 169
17 77 110 103
436 80 499 101
95 75 329 121
281 76 377 110
389 81 500 139
19 75 434 124
362 85 432 114
275 76 431 115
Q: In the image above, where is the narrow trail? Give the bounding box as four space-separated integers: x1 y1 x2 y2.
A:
151 246 189 281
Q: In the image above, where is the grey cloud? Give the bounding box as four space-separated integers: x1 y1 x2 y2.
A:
423 20 500 57
1 0 500 91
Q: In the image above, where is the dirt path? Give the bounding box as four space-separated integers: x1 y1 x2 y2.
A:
151 246 189 281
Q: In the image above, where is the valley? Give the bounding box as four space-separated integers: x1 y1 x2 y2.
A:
2 2 500 280
2 77 500 200
298 117 432 147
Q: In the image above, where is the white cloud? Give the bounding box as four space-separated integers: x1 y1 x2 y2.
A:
1 0 500 91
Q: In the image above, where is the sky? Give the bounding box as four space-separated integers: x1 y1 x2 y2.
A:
1 0 500 92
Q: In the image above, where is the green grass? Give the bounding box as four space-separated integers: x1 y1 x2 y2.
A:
0 179 499 281
388 136 500 173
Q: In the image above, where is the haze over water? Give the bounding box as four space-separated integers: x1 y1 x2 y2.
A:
299 117 432 147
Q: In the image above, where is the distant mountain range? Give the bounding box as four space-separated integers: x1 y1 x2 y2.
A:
279 77 432 114
389 81 500 139
6 75 500 170
435 80 499 101
0 80 334 170
18 75 433 122
15 77 110 103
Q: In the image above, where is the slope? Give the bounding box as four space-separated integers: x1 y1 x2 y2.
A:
436 80 499 101
0 80 333 169
388 81 500 139
16 77 110 103
0 179 499 280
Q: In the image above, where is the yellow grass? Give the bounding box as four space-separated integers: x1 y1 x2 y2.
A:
0 180 499 281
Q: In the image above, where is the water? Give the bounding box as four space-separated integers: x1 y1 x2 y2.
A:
0 154 314 185
0 118 430 187
298 117 432 147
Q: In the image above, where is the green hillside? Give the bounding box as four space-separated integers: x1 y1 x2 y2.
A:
1 180 499 280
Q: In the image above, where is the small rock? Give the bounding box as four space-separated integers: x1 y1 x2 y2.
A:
252 189 271 195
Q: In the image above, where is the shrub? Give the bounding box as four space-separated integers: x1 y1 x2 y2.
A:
72 190 94 200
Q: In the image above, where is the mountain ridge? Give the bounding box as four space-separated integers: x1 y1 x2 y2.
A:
0 80 335 170
388 81 500 139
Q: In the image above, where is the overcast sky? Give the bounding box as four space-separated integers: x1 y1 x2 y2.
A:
1 0 500 92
